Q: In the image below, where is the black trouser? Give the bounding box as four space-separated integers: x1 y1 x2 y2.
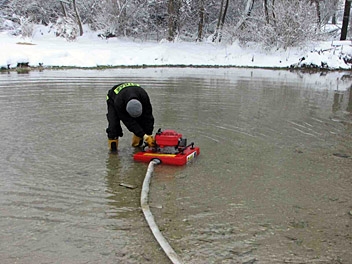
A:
106 98 123 139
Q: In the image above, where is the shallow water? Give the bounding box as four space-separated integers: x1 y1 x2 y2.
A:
0 68 351 264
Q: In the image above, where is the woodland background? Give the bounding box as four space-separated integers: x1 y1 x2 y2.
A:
0 0 351 50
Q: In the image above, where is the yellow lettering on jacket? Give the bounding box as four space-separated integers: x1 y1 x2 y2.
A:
114 83 140 94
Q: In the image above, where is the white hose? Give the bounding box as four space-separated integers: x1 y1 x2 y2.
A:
140 160 183 264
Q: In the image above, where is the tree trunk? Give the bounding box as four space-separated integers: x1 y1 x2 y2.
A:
72 0 83 36
264 0 269 24
60 1 67 17
212 0 225 42
340 0 351 40
168 0 180 41
331 0 339 24
234 0 254 32
197 0 205 42
218 0 229 42
347 85 352 114
272 0 276 25
311 0 321 26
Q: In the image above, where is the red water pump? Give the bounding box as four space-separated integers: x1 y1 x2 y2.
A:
133 128 200 166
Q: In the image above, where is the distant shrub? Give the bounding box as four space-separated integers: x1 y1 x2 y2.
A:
234 0 319 50
54 17 79 41
20 17 34 38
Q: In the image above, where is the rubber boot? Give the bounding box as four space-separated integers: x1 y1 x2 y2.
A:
108 138 118 152
131 135 142 147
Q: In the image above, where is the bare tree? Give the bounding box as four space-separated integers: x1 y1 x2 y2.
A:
340 0 351 40
234 0 319 49
59 0 68 17
72 0 83 36
212 0 224 42
197 0 205 41
0 0 347 44
311 0 321 26
218 0 229 42
331 0 339 24
212 0 230 42
167 0 181 41
233 0 255 32
264 0 270 24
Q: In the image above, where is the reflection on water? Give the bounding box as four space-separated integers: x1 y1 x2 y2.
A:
0 69 351 263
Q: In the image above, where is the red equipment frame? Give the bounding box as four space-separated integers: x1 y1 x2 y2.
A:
133 145 200 166
133 129 200 166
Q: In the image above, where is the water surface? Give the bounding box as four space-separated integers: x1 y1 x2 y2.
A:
0 68 351 264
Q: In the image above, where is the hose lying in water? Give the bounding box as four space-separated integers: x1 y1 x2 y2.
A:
140 159 183 264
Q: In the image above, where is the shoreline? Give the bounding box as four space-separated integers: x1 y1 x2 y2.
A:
1 63 351 73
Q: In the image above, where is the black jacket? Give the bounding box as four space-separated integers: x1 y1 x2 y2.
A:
106 83 154 139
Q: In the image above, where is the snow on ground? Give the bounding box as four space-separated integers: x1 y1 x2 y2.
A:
1 25 352 71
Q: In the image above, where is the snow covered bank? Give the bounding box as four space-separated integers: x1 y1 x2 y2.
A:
1 27 352 70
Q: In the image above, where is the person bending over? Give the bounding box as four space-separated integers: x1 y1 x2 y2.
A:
106 82 155 152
